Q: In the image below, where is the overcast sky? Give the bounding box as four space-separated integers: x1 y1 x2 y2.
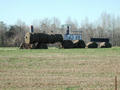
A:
0 0 120 25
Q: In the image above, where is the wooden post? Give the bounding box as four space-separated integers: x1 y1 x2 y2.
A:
115 76 117 90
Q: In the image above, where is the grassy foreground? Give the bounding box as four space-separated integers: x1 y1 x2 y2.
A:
0 47 120 90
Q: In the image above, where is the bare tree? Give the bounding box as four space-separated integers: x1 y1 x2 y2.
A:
50 17 61 34
0 21 7 46
65 17 78 34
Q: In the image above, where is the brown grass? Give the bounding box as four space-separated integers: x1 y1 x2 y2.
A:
0 47 120 90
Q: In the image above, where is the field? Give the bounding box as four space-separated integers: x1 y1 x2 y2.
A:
0 47 120 90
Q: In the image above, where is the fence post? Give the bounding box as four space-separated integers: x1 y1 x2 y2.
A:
115 76 117 90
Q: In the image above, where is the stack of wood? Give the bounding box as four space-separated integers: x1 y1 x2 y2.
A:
73 40 86 48
86 42 98 48
100 42 112 48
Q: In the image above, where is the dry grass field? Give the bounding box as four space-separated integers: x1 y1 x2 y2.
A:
0 47 120 90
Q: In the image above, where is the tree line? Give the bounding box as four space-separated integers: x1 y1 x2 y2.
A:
0 12 120 47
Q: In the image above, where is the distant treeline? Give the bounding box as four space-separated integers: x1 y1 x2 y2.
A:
0 12 120 47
